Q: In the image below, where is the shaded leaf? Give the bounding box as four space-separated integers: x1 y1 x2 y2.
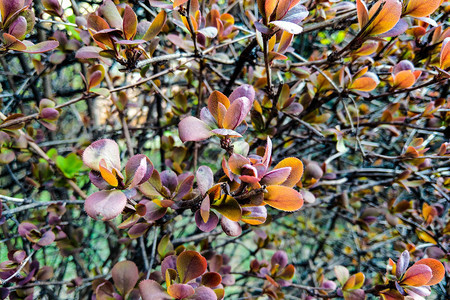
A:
84 190 127 220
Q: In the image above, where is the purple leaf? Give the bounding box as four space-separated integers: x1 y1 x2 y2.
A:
0 0 24 24
128 223 151 238
254 21 274 35
174 175 194 201
112 261 139 297
143 200 167 221
179 116 213 142
160 170 178 194
229 85 255 102
261 167 292 186
379 18 408 38
187 286 218 300
271 251 288 269
161 255 177 277
282 5 309 24
196 166 214 195
195 210 219 232
37 230 55 246
18 222 38 237
221 216 242 236
396 250 410 278
75 46 103 59
125 154 153 189
394 60 415 74
199 107 217 127
139 280 171 300
222 97 252 130
167 283 195 299
84 190 127 220
89 171 110 190
8 16 27 39
20 40 59 53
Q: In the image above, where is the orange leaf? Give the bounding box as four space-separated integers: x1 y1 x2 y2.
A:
401 264 432 286
440 37 450 70
414 258 445 286
350 73 379 92
273 157 303 187
208 91 230 123
265 0 278 20
99 159 119 187
403 0 441 17
366 0 402 36
263 185 303 211
356 0 369 29
393 70 416 89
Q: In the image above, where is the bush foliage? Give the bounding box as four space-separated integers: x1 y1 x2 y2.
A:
0 0 449 299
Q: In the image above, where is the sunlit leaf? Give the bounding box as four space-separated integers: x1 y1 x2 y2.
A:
263 185 303 211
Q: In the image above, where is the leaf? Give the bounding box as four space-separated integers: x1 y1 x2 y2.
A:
222 97 251 130
393 70 416 89
8 16 27 39
177 251 207 283
366 0 402 36
270 21 303 34
273 157 304 187
350 73 379 91
112 261 139 297
343 273 364 290
334 265 350 286
188 286 218 300
401 264 433 287
99 0 122 30
396 250 410 278
356 0 369 29
20 40 59 53
178 116 213 142
241 205 267 225
139 280 171 300
212 195 242 221
261 167 291 186
201 272 222 288
195 210 219 232
196 166 214 195
143 11 167 41
167 284 195 299
263 185 303 211
403 0 441 17
125 154 153 189
122 5 137 40
271 251 288 269
2 33 27 51
99 159 119 187
414 258 445 286
75 46 103 59
84 190 127 220
0 0 23 24
265 0 278 20
207 91 230 123
278 31 293 53
56 153 83 178
220 216 242 236
440 37 450 70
